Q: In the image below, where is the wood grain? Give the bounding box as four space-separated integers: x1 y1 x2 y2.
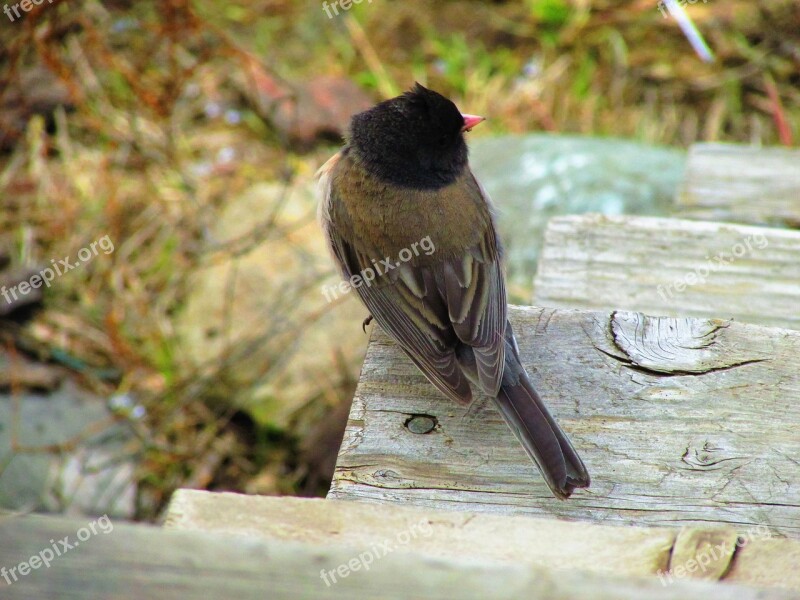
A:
532 214 800 330
4 512 793 599
165 490 800 591
329 306 800 538
676 143 800 228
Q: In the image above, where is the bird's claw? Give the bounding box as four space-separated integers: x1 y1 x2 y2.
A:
362 315 373 333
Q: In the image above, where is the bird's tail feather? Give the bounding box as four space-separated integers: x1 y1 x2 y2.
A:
454 324 590 499
493 356 590 499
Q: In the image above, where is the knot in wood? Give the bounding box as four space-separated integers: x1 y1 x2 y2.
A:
406 415 437 434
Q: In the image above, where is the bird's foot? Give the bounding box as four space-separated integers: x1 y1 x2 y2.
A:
362 315 373 333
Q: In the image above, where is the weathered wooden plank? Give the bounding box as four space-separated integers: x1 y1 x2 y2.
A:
329 306 800 538
532 214 800 329
165 490 800 591
676 143 800 228
4 512 792 600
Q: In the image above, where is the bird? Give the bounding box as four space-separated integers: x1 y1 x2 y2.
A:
317 83 590 499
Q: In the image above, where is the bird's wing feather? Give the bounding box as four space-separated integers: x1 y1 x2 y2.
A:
437 176 507 397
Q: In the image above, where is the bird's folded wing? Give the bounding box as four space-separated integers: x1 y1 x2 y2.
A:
319 161 506 403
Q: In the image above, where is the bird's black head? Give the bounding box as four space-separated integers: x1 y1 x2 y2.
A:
348 83 482 189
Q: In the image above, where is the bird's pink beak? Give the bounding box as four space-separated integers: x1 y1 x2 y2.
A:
461 113 485 132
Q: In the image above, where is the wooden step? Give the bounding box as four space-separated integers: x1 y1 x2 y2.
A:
2 509 795 599
676 143 800 228
163 490 800 593
533 214 800 329
328 305 800 536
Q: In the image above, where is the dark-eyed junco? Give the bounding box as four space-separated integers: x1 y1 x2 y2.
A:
317 83 589 499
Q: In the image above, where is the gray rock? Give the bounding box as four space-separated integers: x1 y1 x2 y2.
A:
470 135 686 300
0 380 137 518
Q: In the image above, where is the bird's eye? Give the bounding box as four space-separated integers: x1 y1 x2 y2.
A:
438 136 448 146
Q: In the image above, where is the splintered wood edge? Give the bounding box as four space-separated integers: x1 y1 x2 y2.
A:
165 490 800 591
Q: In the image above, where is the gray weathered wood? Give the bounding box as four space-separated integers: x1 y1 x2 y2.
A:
676 143 800 227
4 512 793 600
532 214 800 329
329 306 800 538
165 490 800 591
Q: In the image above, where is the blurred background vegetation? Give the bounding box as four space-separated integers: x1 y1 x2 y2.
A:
0 0 797 521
